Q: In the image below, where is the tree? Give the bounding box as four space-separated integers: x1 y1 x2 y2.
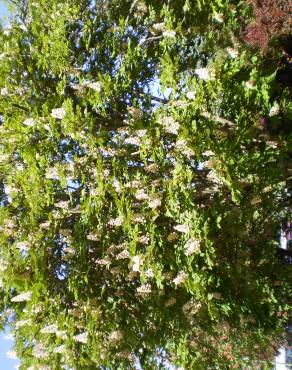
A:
0 0 291 369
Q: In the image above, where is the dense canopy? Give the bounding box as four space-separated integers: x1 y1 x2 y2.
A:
0 0 291 369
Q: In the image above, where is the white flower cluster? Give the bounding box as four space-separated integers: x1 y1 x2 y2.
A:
137 283 152 294
86 81 102 92
125 136 141 146
109 330 123 342
133 213 145 223
174 224 189 233
108 216 123 227
186 91 196 100
269 103 280 117
11 291 32 302
53 344 66 354
184 238 200 256
150 22 165 34
39 221 51 229
116 250 130 260
51 107 66 120
135 189 149 200
23 118 36 127
87 232 100 241
138 235 150 245
40 324 58 334
163 30 176 38
148 195 161 209
226 47 238 59
15 241 30 251
74 332 88 344
194 67 215 81
55 201 70 209
132 255 141 272
173 271 187 286
15 319 32 329
45 167 59 180
95 258 110 266
33 343 49 359
159 116 180 135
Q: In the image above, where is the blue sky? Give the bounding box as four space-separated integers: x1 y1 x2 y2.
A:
0 2 19 369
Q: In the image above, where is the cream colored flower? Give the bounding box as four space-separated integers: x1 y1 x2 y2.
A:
11 291 32 302
174 224 189 233
137 283 152 294
173 271 187 286
51 107 66 119
184 238 200 256
74 332 88 344
23 118 36 127
195 67 215 81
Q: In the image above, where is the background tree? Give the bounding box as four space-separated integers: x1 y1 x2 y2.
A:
0 0 291 369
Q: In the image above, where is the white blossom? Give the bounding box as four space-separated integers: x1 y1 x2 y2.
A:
184 238 200 256
55 201 69 209
269 103 280 117
125 136 141 146
150 22 165 34
109 330 123 342
23 118 36 127
135 189 149 200
39 221 51 229
145 163 159 173
202 150 215 156
15 319 32 329
133 213 145 223
186 91 196 100
108 216 123 227
163 30 176 38
87 232 100 241
194 67 215 81
173 271 187 286
15 241 30 251
137 283 152 294
145 268 154 278
53 344 66 354
112 178 122 193
135 129 147 137
138 235 150 245
116 250 130 260
132 255 141 272
174 224 189 233
95 258 110 265
11 291 32 302
74 332 88 344
87 81 102 92
33 343 49 359
213 13 224 23
245 80 255 90
1 87 9 96
159 116 180 135
40 324 58 334
226 47 238 59
148 195 161 209
46 167 59 179
51 107 66 120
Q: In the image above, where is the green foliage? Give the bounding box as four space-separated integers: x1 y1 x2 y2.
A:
0 0 291 369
